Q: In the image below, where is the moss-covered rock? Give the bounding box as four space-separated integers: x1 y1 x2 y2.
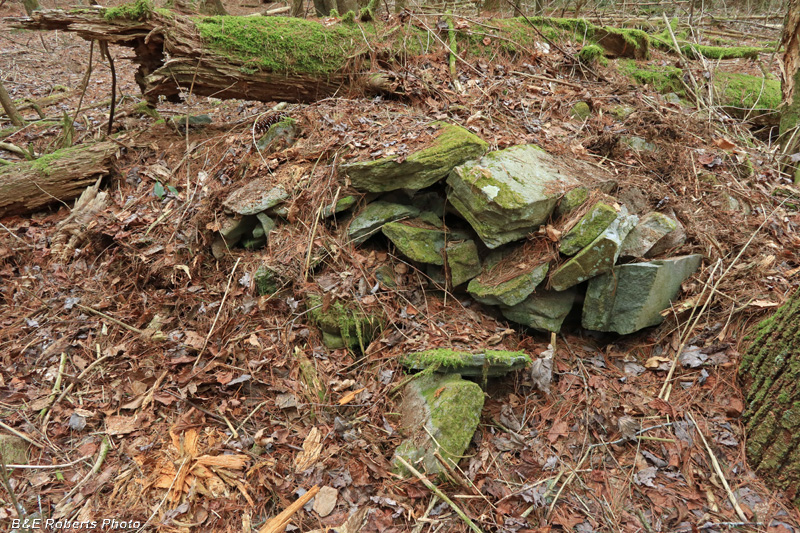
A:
393 373 484 478
256 117 297 152
382 220 447 265
322 195 357 218
550 211 638 291
254 264 279 295
445 240 481 287
467 248 549 307
448 144 608 248
559 201 618 256
570 101 591 120
400 348 530 377
342 123 487 192
307 293 384 351
0 434 28 465
347 201 419 244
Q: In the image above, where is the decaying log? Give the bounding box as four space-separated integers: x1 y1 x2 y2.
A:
0 141 119 217
8 8 374 104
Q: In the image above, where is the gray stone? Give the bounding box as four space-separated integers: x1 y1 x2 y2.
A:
256 117 297 151
342 123 488 192
400 349 531 377
500 287 577 333
219 215 258 245
393 373 484 477
621 135 656 152
347 201 419 244
468 248 550 307
549 211 638 291
559 202 619 256
223 181 289 216
582 254 703 334
448 145 609 248
619 212 677 258
645 211 686 257
555 187 590 217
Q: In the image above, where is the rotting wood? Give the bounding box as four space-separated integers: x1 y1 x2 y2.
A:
0 141 118 217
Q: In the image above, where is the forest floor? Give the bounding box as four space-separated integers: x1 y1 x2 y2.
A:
1 1 800 532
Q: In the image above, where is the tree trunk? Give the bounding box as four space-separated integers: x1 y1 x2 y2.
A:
739 289 800 508
0 142 118 217
780 0 800 182
0 79 24 127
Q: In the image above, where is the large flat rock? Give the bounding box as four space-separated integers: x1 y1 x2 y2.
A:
467 245 550 307
347 201 419 244
342 123 487 192
582 254 703 334
447 145 609 248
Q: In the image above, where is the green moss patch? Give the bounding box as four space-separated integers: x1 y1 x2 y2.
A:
104 0 153 20
618 59 684 94
715 71 781 110
195 16 367 75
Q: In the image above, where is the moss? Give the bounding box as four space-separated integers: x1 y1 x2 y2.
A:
715 71 781 110
195 16 367 75
577 44 606 65
254 265 278 296
30 145 85 177
682 44 763 60
618 59 684 94
307 293 383 352
569 101 591 120
104 0 153 20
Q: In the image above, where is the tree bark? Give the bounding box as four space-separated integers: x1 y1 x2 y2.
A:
0 142 118 217
780 0 800 182
0 79 24 127
739 289 800 508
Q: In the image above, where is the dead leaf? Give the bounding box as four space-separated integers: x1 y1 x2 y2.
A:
312 486 339 517
547 420 568 443
105 415 139 435
712 137 737 151
294 427 323 472
338 387 366 405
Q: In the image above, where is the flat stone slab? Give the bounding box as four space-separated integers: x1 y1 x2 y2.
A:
447 144 609 248
468 246 550 307
500 287 577 333
619 211 678 259
342 123 487 192
559 202 619 256
393 373 484 477
582 254 703 334
223 181 289 216
549 211 638 291
645 211 686 257
347 201 419 244
382 220 447 265
400 348 531 377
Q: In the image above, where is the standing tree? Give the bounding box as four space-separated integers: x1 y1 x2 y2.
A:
739 289 800 508
780 0 799 182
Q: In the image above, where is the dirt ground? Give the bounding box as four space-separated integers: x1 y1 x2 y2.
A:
1 0 800 531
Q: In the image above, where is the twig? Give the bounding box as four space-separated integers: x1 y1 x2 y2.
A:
0 420 45 449
56 436 111 507
39 351 67 424
4 454 92 470
511 70 584 89
71 40 94 130
99 41 116 135
687 412 748 522
195 257 241 366
75 303 145 336
394 456 483 533
258 485 320 533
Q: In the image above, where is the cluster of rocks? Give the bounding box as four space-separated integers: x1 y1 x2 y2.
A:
341 123 702 336
217 122 703 479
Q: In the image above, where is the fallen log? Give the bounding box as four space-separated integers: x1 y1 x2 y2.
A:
8 3 648 105
0 142 119 217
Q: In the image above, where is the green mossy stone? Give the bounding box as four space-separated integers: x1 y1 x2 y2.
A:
556 187 590 217
342 123 488 193
382 221 446 265
550 212 637 291
307 294 383 351
619 211 678 259
393 373 484 478
255 265 279 296
468 260 549 307
570 101 591 120
559 202 618 256
446 240 481 286
322 195 357 218
400 348 531 376
347 201 419 244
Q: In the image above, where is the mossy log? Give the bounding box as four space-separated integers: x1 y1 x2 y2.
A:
8 8 396 104
9 7 647 105
0 142 118 217
739 289 800 508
